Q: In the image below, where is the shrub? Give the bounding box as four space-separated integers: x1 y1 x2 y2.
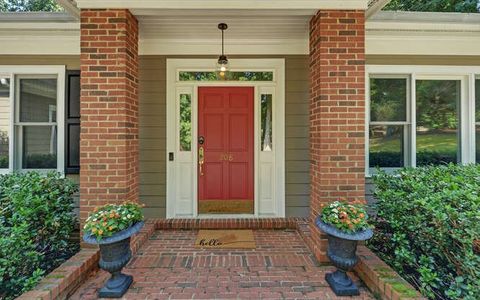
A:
0 172 78 300
369 164 480 300
84 202 143 240
320 201 370 233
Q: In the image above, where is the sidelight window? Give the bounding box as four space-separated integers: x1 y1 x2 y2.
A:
179 93 192 151
261 94 273 151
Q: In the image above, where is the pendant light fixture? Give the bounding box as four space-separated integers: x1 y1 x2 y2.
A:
217 23 229 76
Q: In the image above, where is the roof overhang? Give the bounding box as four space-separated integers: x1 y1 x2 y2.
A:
0 11 480 57
75 0 370 10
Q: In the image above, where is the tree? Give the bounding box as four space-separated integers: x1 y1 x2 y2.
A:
0 0 61 12
384 0 480 13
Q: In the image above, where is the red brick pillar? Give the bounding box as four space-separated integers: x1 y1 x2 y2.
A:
79 9 139 226
309 10 366 262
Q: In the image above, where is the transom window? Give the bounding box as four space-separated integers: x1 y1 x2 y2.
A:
367 66 479 175
0 66 65 173
179 71 273 82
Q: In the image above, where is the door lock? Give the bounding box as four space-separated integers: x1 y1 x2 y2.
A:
198 146 205 176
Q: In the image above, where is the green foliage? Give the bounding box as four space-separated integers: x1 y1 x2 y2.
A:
0 0 62 12
320 201 370 233
83 202 144 240
0 172 78 300
179 71 273 82
370 164 480 299
179 94 192 151
384 0 479 13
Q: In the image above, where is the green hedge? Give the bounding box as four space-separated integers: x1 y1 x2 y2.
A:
0 172 78 300
369 164 480 300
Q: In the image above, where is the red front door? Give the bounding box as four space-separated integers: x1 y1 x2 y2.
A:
198 87 254 214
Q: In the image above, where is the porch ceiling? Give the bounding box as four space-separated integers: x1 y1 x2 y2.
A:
136 10 312 55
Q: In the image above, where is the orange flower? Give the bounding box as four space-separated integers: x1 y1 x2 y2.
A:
359 213 365 218
109 226 114 231
98 229 103 235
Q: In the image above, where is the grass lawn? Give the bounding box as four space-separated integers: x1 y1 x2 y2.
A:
370 132 457 154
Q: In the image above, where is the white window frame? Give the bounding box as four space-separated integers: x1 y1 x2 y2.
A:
0 66 65 174
366 65 480 177
476 75 480 163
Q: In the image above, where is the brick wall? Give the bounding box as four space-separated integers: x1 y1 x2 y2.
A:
309 10 366 261
79 9 139 226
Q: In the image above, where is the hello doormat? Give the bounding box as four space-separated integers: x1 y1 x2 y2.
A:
195 230 256 249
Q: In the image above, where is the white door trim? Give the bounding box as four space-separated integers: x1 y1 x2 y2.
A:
166 58 285 218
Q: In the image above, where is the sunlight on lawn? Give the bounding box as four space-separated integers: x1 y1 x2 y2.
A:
370 132 457 153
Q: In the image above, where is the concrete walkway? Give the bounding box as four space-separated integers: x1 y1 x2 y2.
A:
71 229 374 300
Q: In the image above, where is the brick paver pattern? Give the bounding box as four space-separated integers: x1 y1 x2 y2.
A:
71 229 374 299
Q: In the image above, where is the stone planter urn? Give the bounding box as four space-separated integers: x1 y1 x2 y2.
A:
83 221 144 298
316 217 373 296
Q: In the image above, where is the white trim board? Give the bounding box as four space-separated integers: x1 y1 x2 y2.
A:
166 59 286 219
76 0 369 10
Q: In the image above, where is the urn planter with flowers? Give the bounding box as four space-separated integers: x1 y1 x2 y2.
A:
83 202 144 298
316 201 373 296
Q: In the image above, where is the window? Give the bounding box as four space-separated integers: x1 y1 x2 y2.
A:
0 76 10 169
179 94 192 151
179 71 273 82
416 80 460 166
261 94 273 151
367 66 479 175
0 66 65 173
369 77 409 170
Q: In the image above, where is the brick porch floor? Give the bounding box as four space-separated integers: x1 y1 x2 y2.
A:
71 229 374 299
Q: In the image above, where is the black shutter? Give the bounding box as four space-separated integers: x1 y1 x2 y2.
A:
65 70 80 174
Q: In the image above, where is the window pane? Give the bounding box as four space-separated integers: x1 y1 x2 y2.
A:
0 77 10 168
261 94 273 151
22 126 57 169
369 125 405 168
370 78 407 122
19 78 57 122
179 94 191 151
179 71 273 82
416 80 459 166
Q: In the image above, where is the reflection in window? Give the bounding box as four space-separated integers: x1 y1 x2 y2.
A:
179 94 192 151
179 71 273 82
369 125 404 168
0 77 10 168
261 94 273 151
370 78 407 122
476 77 480 163
369 77 409 169
22 126 57 169
19 78 57 122
416 80 460 166
16 76 58 169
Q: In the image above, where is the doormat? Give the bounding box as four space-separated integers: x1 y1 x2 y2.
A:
198 200 254 214
195 230 256 249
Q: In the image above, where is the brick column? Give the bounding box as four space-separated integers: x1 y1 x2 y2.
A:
79 9 139 225
309 10 366 261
